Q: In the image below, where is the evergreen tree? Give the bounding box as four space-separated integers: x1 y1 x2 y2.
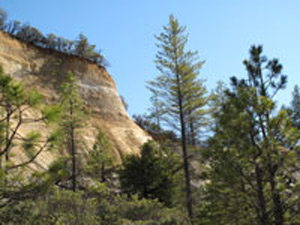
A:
185 79 207 146
59 72 87 192
197 46 299 225
146 85 165 130
5 20 21 36
120 141 179 207
0 65 60 206
15 24 45 45
0 66 59 171
75 33 97 58
85 129 113 183
147 14 207 223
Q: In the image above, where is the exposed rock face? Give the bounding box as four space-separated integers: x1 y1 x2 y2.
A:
0 31 151 169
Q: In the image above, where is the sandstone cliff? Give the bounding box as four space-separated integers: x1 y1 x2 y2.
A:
0 31 151 169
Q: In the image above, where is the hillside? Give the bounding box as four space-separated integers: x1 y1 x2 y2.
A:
0 31 151 169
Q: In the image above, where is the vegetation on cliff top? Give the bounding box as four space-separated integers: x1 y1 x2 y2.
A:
0 8 107 67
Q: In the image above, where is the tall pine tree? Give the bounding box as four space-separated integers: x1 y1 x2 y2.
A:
148 14 207 223
59 72 87 192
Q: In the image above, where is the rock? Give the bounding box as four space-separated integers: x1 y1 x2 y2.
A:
0 31 151 169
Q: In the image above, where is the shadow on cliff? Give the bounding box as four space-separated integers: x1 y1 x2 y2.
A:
20 48 91 94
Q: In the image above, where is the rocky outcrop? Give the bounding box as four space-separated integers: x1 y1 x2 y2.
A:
0 31 151 168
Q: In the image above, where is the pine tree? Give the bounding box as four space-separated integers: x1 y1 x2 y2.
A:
148 14 207 223
146 86 164 130
185 79 207 146
59 72 87 192
120 141 179 206
85 129 113 183
0 65 60 207
0 66 59 171
74 33 97 58
197 46 300 225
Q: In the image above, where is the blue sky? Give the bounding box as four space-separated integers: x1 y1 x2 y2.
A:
1 1 300 116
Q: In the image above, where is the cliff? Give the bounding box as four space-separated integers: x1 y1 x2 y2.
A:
0 31 151 169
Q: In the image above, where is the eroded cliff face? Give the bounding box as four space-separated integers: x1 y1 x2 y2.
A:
0 31 151 169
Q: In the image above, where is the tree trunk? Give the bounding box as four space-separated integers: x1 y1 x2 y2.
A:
4 106 10 186
269 169 284 225
189 118 196 146
101 162 106 183
70 99 76 192
71 127 76 192
5 107 10 165
176 73 194 224
180 110 193 224
255 163 270 225
272 191 284 225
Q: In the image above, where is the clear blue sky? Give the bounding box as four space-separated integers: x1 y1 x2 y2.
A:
1 1 300 116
